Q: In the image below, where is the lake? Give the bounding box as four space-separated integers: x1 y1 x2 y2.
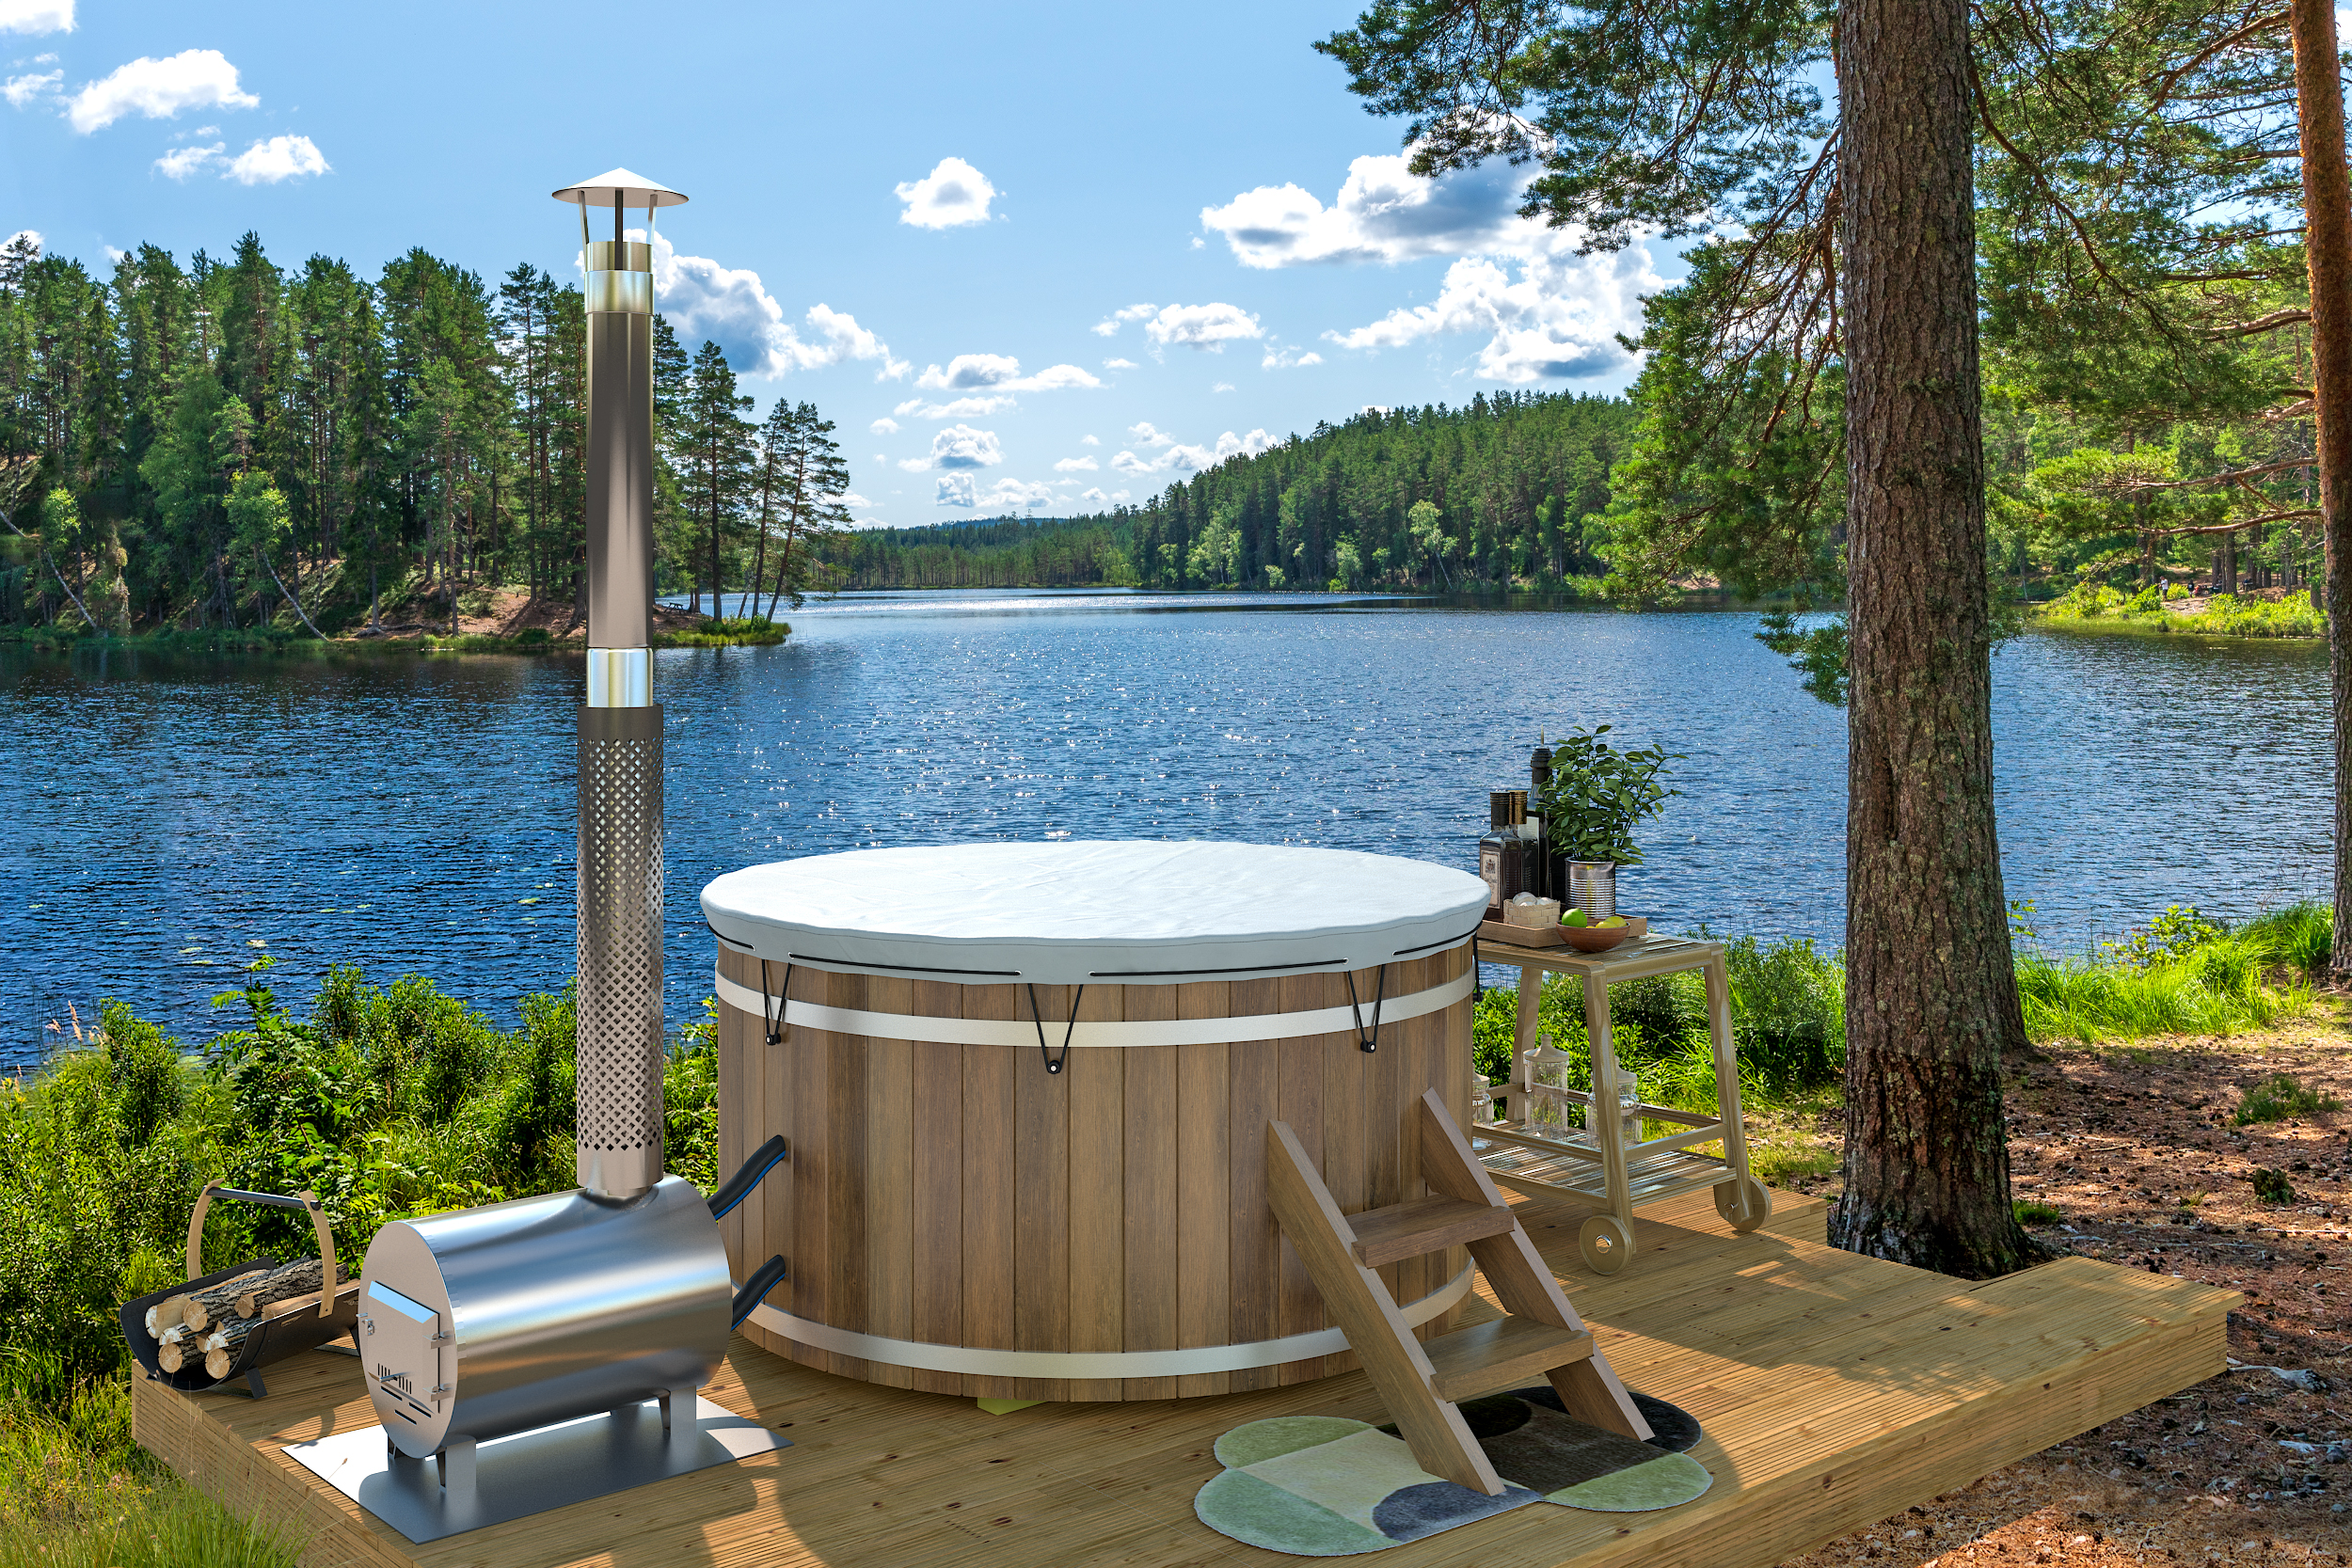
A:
0 593 2329 1055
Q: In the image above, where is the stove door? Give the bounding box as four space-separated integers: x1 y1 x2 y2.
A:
361 1280 445 1433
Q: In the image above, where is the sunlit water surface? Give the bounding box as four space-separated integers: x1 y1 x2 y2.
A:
0 591 2327 1054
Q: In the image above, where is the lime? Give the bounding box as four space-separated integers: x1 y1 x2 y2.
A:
1563 908 1589 927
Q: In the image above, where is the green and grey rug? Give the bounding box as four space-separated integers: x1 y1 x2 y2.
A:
1194 1390 1711 1557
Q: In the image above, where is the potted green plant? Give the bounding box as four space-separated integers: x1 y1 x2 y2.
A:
1534 726 1678 918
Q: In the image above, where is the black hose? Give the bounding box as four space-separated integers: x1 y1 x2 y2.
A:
707 1135 789 1223
731 1255 789 1330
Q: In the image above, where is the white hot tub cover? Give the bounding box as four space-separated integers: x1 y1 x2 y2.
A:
700 841 1490 985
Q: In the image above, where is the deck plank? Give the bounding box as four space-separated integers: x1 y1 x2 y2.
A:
135 1180 2233 1568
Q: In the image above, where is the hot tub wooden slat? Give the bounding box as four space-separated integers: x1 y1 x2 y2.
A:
1013 983 1071 1403
1225 977 1281 1394
961 985 1019 1399
1171 981 1231 1400
1067 982 1124 1401
865 974 916 1388
909 978 962 1396
1273 974 1326 1382
1121 1029 1179 1402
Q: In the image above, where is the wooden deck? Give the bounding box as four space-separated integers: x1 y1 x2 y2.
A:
134 1183 2234 1568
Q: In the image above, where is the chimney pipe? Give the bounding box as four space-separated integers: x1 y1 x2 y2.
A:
555 168 688 1199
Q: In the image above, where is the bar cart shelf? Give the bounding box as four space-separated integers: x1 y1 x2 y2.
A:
1470 930 1771 1274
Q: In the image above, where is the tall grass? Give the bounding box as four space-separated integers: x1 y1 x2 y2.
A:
2015 902 2322 1044
0 1353 296 1568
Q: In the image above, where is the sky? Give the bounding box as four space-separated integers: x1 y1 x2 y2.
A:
1 0 1681 529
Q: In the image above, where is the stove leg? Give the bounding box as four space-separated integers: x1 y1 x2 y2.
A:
437 1436 475 1495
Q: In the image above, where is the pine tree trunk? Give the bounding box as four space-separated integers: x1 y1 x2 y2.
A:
1828 0 2037 1278
2291 0 2352 980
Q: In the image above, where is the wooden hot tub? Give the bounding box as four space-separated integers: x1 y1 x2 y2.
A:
700 841 1488 1402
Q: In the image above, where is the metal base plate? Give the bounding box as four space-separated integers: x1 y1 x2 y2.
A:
279 1396 788 1544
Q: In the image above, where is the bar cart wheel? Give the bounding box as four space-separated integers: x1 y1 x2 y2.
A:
1579 1214 1634 1274
1714 1177 1772 1233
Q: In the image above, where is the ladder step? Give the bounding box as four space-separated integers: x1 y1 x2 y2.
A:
1422 1316 1595 1403
1348 1196 1519 1268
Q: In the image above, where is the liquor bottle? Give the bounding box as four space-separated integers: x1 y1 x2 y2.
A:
1478 791 1527 920
1529 747 1553 900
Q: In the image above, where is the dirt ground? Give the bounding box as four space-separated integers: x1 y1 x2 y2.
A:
1785 1016 2352 1565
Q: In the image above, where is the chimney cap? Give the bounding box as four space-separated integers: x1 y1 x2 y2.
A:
552 167 690 209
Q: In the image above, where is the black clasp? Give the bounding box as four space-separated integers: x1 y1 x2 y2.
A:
758 959 793 1045
1345 965 1389 1053
1025 983 1085 1075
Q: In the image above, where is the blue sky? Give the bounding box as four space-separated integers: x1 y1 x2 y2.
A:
3 0 1677 528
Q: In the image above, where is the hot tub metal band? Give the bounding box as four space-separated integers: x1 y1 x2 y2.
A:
741 1263 1476 1380
708 967 1474 1052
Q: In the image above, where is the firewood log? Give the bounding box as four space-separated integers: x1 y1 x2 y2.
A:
181 1268 270 1333
231 1257 345 1320
145 1295 191 1338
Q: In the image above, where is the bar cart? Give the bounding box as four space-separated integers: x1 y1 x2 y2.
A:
1469 929 1771 1274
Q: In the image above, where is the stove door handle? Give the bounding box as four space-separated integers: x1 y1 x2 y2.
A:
730 1255 789 1331
707 1136 790 1224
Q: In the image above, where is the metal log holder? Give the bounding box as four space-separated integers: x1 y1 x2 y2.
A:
118 1184 358 1400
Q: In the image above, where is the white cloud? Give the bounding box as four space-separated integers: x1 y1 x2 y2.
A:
1142 302 1262 352
67 49 256 134
935 474 1055 510
869 417 900 436
1054 455 1099 472
1326 231 1660 382
4 68 58 107
1080 487 1114 505
1201 152 1526 268
1262 343 1324 370
649 233 899 380
898 423 1003 473
0 0 72 35
1110 427 1275 478
1127 421 1175 447
896 156 996 229
1090 302 1158 337
1102 357 1137 371
1211 149 1661 383
894 393 1016 420
152 141 221 180
914 354 1102 393
225 134 327 184
1080 434 1100 445
1213 383 1234 392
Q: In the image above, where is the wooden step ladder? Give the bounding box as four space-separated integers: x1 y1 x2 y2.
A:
1267 1087 1652 1496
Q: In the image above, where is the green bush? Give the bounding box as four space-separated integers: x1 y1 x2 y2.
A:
2013 1198 2063 1226
2234 1071 2344 1125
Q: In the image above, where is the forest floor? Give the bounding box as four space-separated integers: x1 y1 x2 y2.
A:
1781 1012 2350 1567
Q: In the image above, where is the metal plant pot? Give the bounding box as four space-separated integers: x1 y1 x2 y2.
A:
1566 861 1617 920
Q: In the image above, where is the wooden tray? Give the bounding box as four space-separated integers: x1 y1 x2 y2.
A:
1477 915 1646 948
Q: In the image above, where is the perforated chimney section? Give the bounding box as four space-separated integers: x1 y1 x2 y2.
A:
576 708 664 1196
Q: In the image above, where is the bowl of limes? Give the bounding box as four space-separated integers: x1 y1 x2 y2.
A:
1559 908 1634 952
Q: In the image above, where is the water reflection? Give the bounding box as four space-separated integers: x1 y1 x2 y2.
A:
0 595 2326 1050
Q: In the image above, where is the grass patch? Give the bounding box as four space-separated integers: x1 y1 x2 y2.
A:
2038 584 2323 639
2013 1198 2064 1227
2233 1070 2344 1125
0 1354 297 1568
2016 933 2309 1044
